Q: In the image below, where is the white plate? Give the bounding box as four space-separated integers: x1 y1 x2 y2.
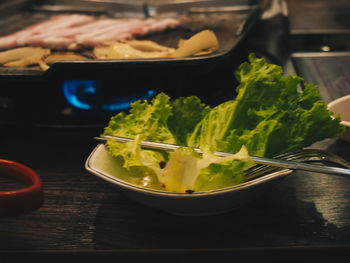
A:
85 144 292 215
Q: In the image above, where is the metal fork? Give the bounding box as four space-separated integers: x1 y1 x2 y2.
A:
244 149 350 180
94 135 350 178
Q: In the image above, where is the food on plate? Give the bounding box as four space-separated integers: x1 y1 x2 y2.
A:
93 30 219 59
93 41 174 59
0 46 50 64
0 29 219 69
0 13 219 69
0 14 94 50
102 53 344 193
171 29 219 57
0 46 50 69
0 14 180 50
0 47 90 70
125 40 175 52
44 52 88 63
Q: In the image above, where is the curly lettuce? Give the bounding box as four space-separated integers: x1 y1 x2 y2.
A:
188 53 344 157
103 53 344 193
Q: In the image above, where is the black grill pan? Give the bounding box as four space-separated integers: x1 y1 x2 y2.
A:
0 0 266 79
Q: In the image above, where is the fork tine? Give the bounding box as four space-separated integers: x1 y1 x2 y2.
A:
244 148 350 180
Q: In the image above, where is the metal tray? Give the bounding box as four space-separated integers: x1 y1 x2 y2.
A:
0 0 266 78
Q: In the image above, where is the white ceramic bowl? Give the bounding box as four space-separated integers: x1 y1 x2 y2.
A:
85 144 292 215
328 94 350 143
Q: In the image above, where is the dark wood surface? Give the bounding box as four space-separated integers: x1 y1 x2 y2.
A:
0 124 350 261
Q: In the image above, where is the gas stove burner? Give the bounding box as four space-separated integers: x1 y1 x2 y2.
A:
62 80 155 111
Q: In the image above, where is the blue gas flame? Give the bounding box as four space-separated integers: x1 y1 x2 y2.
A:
62 80 154 111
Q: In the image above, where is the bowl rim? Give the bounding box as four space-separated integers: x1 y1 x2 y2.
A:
0 159 43 217
85 143 293 198
328 94 350 127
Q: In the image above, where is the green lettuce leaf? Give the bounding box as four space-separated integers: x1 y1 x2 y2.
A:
156 146 251 193
168 96 211 146
104 92 175 144
188 53 344 158
103 93 175 187
103 92 214 191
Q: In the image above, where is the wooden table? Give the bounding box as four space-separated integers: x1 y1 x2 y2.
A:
0 125 350 262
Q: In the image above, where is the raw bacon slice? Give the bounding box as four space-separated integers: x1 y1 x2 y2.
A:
79 19 145 47
130 18 180 37
0 14 94 50
0 14 181 50
73 17 180 47
79 18 180 47
27 19 120 49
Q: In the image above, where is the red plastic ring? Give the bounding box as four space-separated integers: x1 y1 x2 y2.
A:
0 159 43 218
